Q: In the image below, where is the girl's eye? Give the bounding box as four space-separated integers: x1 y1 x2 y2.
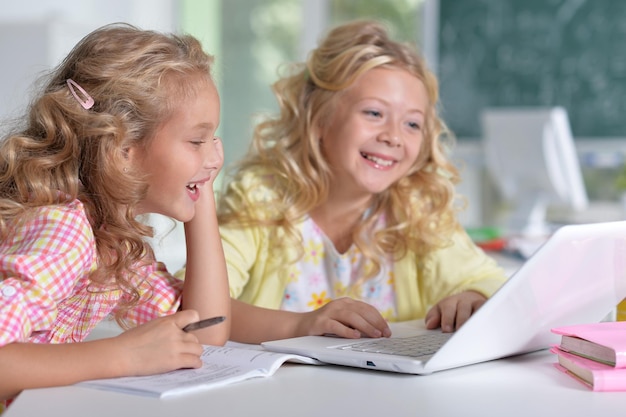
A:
407 121 421 130
191 140 205 146
364 110 382 118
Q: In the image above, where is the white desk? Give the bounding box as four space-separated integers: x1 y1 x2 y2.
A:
8 250 622 417
5 349 626 417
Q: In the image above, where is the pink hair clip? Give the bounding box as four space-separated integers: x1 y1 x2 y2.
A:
66 79 94 110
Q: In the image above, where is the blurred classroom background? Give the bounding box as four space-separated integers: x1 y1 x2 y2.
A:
2 0 625 270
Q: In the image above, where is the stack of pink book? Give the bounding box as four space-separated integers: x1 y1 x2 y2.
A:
551 321 626 391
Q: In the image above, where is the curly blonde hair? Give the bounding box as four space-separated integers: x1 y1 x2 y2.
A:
0 23 214 322
219 19 462 278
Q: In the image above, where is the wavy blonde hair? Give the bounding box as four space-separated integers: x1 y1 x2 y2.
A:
0 23 214 323
219 19 462 278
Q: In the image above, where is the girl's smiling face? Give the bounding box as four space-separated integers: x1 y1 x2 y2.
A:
130 79 222 222
320 67 428 200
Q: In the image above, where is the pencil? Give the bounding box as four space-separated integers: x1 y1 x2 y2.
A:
182 316 226 332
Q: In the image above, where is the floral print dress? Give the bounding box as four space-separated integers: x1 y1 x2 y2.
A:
280 216 397 321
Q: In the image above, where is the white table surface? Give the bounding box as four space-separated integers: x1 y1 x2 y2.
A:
9 252 622 417
6 348 625 417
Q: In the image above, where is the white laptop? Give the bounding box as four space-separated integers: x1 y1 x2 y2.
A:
262 221 626 374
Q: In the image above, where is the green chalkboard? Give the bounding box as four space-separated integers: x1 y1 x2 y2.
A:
438 0 626 139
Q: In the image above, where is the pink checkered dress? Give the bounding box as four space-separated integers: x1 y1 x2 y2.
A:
0 199 183 346
0 199 184 411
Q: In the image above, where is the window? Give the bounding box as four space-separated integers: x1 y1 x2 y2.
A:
181 0 425 167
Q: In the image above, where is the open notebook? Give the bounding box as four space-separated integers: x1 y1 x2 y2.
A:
263 221 626 374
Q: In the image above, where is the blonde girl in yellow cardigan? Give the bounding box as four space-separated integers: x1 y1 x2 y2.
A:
214 20 506 344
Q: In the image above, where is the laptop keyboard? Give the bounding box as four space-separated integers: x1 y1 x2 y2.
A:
335 332 453 357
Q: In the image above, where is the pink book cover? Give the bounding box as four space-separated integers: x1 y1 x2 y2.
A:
551 321 626 367
551 347 626 391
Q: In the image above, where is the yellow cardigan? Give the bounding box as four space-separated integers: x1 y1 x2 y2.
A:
219 220 507 322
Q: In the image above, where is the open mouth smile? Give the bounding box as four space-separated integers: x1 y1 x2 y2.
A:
361 152 395 167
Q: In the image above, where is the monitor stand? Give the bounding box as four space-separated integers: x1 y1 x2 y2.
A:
503 196 554 259
506 196 552 238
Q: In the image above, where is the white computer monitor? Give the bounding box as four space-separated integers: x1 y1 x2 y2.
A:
481 107 588 237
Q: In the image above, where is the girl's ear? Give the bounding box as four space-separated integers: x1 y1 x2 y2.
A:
313 122 324 143
123 145 137 171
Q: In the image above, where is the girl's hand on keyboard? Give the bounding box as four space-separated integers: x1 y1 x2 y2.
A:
297 297 392 339
424 291 487 332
